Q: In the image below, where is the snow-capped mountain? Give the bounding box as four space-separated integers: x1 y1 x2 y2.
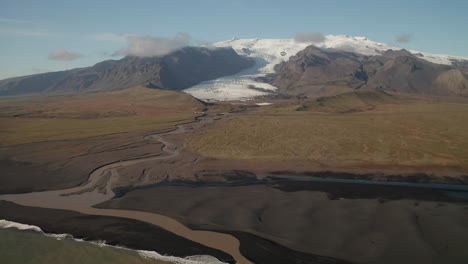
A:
183 35 468 101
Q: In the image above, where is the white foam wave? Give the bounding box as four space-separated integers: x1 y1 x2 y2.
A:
45 233 73 240
138 250 228 264
0 219 43 232
0 219 227 264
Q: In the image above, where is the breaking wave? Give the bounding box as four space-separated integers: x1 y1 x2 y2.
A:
0 219 227 264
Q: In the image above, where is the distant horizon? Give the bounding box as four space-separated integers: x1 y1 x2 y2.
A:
1 0 467 80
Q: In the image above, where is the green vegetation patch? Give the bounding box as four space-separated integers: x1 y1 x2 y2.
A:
0 228 169 264
187 100 468 170
0 114 193 147
0 86 201 146
296 90 403 113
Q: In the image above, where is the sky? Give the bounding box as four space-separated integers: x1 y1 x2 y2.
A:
1 0 467 80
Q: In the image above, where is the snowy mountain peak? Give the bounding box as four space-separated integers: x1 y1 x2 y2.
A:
184 35 468 101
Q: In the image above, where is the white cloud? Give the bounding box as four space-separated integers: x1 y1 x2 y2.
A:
113 32 192 57
294 32 326 44
89 32 133 42
0 27 55 37
48 49 83 61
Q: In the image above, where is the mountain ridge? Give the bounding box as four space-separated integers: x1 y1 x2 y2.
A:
184 36 468 101
0 47 253 97
2 35 467 100
270 45 467 97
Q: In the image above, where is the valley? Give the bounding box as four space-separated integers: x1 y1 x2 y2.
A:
1 85 467 264
187 92 468 181
1 28 468 264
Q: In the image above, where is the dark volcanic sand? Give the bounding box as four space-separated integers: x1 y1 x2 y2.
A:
0 200 350 264
2 110 468 264
0 201 234 263
270 180 466 201
110 174 467 202
225 231 352 264
100 183 468 264
269 171 468 185
0 133 163 194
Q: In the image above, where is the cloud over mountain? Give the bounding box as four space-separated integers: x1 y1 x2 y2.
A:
294 32 325 44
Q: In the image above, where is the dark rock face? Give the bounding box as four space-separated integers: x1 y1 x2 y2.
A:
270 46 468 97
0 47 253 96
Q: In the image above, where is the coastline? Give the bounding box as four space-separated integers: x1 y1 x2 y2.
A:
0 201 234 263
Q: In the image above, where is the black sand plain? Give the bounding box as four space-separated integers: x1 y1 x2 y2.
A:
100 180 468 264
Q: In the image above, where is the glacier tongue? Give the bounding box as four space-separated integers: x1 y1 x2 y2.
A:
183 35 468 102
184 38 310 101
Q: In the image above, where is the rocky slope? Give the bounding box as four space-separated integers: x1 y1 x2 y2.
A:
0 47 253 96
184 36 468 101
270 46 468 97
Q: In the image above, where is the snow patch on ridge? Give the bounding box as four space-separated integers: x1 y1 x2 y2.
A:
183 35 468 101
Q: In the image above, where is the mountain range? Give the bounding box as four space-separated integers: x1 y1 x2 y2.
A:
0 47 252 96
1 35 467 99
270 46 468 97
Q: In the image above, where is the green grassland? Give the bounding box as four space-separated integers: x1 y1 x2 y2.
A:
0 228 169 264
186 92 468 172
0 86 203 147
295 90 403 112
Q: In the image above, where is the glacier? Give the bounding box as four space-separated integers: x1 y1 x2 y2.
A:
183 35 468 101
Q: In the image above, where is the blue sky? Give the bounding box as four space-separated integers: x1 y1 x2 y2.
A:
1 0 467 80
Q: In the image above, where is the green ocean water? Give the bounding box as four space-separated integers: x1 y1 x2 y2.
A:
0 228 169 264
